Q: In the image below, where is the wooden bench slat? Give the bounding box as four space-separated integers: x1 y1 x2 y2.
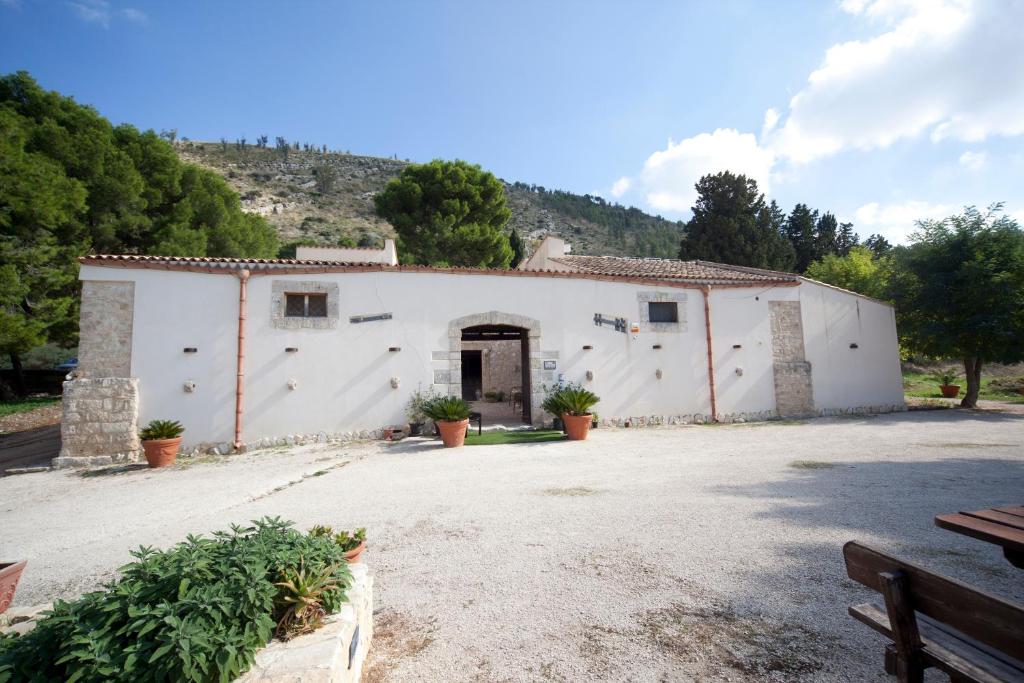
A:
850 603 1024 683
994 506 1024 518
964 509 1024 531
844 542 1024 661
936 513 1024 553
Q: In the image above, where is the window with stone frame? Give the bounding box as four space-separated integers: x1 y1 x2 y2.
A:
647 301 679 323
285 293 328 318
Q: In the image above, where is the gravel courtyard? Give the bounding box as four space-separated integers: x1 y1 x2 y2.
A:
3 408 1022 681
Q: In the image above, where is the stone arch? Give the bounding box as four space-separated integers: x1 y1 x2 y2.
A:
447 311 543 425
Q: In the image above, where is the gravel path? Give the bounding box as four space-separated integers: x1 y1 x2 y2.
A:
2 408 1022 681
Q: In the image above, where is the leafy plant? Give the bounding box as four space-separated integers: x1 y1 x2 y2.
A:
308 525 366 552
933 371 960 386
405 387 437 423
0 517 352 682
274 563 341 640
139 419 185 441
421 395 470 422
542 383 600 417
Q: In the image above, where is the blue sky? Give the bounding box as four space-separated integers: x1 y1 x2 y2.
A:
2 0 1023 244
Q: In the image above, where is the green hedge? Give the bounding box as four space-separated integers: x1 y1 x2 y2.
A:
0 518 352 683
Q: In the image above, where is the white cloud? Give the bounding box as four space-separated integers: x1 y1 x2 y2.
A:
761 108 780 137
609 176 631 199
767 0 1024 163
639 129 775 213
66 0 146 27
120 7 147 23
958 150 987 171
854 200 958 244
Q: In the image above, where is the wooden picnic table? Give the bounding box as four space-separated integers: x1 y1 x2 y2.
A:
935 505 1024 569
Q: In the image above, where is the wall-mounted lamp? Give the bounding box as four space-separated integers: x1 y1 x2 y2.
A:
183 380 197 393
388 346 402 353
183 347 198 353
655 369 663 380
390 376 401 389
285 347 299 353
735 367 744 376
732 344 742 349
652 344 662 350
287 379 299 391
585 370 594 381
582 345 593 350
849 343 859 349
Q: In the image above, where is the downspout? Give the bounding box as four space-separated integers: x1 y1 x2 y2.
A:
233 269 250 450
701 285 718 422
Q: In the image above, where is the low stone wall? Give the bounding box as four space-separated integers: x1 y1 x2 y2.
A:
593 402 907 428
55 378 141 469
238 563 373 683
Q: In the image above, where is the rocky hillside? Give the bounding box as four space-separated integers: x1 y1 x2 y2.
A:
178 142 684 259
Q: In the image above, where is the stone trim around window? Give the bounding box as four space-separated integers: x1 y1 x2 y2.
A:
636 291 688 333
271 280 340 329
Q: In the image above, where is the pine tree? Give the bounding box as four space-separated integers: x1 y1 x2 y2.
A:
508 229 525 266
836 222 858 256
785 203 819 272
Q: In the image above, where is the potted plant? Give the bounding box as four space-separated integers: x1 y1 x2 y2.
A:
139 419 185 468
934 371 961 398
556 384 600 441
405 387 436 437
591 412 600 429
542 388 568 432
0 560 27 615
422 395 471 448
309 526 368 564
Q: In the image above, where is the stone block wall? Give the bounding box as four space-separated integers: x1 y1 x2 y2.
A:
462 339 521 397
77 281 135 378
55 378 141 468
768 301 815 417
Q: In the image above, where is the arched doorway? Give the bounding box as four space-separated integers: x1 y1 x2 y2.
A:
447 312 542 426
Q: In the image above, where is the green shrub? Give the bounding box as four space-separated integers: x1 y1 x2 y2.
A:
405 387 437 423
139 419 185 441
932 371 959 386
542 383 600 417
0 518 352 683
421 395 470 422
308 525 366 552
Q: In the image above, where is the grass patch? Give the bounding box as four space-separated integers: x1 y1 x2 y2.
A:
0 396 59 418
464 429 566 446
903 372 1024 404
789 460 838 470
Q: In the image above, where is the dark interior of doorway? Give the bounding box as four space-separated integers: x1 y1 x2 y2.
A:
460 324 530 423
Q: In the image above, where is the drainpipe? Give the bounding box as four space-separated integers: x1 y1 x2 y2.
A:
701 285 718 422
234 269 250 450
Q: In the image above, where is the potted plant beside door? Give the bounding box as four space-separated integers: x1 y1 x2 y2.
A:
139 419 185 468
557 384 600 441
933 371 961 399
422 396 471 448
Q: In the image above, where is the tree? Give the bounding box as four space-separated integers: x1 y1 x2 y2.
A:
784 203 818 272
814 212 839 262
755 200 796 272
508 228 525 266
837 221 858 256
890 205 1024 407
374 159 513 268
313 164 336 194
678 172 795 270
864 233 892 257
805 246 890 300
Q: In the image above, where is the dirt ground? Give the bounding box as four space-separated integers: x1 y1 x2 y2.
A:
2 407 1022 681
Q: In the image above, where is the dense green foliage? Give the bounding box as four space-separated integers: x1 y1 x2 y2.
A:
889 205 1024 407
138 419 185 441
804 246 891 299
0 518 352 683
308 525 366 553
0 72 277 379
374 159 513 268
541 383 600 417
678 172 796 270
422 395 471 422
512 184 684 258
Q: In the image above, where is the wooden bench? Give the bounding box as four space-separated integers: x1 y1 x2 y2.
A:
843 541 1024 682
468 411 482 436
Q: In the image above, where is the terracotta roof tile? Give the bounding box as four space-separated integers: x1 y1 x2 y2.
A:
547 255 798 284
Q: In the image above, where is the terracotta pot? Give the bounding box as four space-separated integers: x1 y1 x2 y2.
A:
343 541 366 564
0 560 27 615
436 418 469 448
939 384 961 398
142 436 182 468
562 413 593 441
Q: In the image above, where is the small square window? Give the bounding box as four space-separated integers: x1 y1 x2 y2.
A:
285 293 328 318
648 301 678 323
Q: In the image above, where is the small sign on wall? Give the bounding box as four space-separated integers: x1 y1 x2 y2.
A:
543 360 557 370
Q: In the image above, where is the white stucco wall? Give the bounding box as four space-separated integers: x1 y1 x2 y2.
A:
78 265 903 447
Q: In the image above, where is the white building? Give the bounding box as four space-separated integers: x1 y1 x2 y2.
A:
57 236 905 465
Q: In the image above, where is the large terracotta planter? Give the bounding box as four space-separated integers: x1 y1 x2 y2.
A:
939 384 961 398
142 437 182 468
343 541 367 564
562 413 593 441
0 560 27 615
436 418 469 448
